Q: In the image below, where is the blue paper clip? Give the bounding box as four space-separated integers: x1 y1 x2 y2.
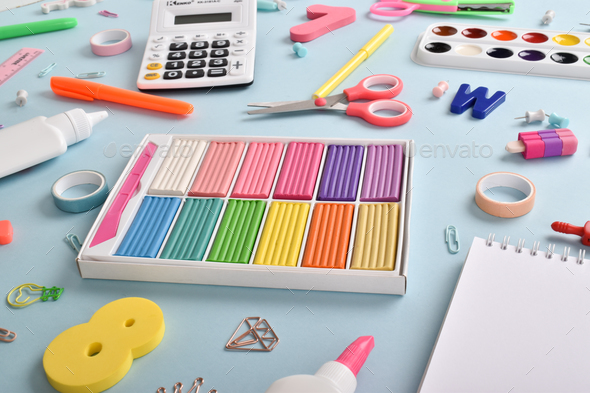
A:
445 225 460 254
66 233 82 253
75 71 106 79
38 63 57 78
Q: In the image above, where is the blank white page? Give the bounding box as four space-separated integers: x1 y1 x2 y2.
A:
419 237 590 393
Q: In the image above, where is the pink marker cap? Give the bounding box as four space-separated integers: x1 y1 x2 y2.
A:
335 336 375 377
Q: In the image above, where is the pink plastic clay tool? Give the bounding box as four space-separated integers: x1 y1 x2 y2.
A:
290 5 356 43
505 129 577 159
90 142 157 247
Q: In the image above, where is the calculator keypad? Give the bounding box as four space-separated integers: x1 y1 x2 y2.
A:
144 35 251 83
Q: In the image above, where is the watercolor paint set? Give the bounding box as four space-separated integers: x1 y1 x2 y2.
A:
76 134 414 295
411 23 590 80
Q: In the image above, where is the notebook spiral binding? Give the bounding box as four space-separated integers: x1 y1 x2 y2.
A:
486 233 586 264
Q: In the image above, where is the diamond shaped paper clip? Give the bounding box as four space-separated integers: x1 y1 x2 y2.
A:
225 317 279 352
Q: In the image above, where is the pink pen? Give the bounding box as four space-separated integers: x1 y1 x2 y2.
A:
89 142 156 247
265 336 375 393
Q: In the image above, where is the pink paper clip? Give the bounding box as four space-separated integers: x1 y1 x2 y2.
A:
98 10 118 17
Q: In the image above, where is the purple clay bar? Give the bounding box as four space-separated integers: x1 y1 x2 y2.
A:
318 145 364 201
360 144 404 202
538 130 563 157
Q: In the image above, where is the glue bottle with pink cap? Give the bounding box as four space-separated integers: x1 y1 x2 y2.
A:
264 336 375 393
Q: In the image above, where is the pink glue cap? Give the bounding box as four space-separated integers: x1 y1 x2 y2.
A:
335 336 375 377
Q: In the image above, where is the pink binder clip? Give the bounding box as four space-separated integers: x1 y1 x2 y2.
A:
98 10 118 17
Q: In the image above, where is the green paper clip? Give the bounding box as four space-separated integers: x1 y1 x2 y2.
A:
445 225 460 254
7 283 64 308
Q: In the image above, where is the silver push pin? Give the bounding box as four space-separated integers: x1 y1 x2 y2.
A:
542 10 555 24
15 90 28 107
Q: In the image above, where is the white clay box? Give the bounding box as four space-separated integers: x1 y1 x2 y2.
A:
411 22 590 80
76 134 414 295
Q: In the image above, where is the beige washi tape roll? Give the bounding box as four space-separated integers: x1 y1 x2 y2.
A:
475 172 535 218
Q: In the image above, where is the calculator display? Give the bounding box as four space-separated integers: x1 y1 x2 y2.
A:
174 13 232 25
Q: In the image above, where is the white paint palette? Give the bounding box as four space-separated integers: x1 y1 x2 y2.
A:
411 23 590 80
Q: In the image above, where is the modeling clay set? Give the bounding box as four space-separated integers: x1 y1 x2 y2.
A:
77 135 414 295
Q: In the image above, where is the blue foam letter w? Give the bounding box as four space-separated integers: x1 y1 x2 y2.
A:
450 84 506 119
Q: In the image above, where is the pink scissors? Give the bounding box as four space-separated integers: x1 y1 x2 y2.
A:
370 0 515 17
247 74 412 127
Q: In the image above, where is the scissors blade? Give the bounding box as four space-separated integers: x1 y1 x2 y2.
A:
248 100 302 108
248 100 326 115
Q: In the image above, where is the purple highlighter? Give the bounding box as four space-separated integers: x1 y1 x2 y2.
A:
360 144 404 202
318 145 364 201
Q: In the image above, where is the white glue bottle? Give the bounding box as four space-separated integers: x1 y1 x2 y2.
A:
265 336 375 393
0 108 108 179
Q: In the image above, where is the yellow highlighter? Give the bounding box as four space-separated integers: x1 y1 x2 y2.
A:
313 24 394 99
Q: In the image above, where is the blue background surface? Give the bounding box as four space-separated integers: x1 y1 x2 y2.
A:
1 0 589 392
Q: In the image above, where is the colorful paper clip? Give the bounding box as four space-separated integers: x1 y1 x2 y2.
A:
445 225 460 254
0 328 17 343
38 63 57 78
7 283 64 308
66 233 82 252
76 71 106 79
98 10 118 17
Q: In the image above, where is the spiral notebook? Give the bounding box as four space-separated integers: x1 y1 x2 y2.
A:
419 236 590 393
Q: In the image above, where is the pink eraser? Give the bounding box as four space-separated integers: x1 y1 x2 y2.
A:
336 336 375 377
231 142 283 199
189 142 245 197
290 5 356 43
274 142 324 200
0 220 13 245
518 131 544 160
555 128 578 156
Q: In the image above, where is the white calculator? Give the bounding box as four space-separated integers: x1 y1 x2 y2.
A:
137 0 256 90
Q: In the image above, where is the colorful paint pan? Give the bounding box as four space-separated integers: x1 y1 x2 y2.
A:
412 23 590 81
432 26 457 36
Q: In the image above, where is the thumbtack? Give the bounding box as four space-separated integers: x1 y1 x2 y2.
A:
514 109 548 123
257 0 286 11
552 221 590 246
98 10 118 17
292 42 308 58
547 112 569 128
432 81 449 98
15 90 28 107
542 10 555 24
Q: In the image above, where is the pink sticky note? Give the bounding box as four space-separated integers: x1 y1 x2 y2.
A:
189 142 245 197
274 142 324 200
231 142 283 199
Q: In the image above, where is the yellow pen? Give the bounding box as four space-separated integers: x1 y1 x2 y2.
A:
312 24 394 99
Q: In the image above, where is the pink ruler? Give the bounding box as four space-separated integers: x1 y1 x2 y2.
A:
0 48 44 87
90 142 157 248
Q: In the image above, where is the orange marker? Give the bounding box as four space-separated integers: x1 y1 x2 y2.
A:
302 203 354 269
50 77 194 115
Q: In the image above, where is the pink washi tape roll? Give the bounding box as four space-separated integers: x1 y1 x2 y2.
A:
475 172 535 218
90 29 132 56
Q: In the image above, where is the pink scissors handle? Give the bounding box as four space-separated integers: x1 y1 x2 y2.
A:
346 100 412 127
343 74 403 101
370 0 420 17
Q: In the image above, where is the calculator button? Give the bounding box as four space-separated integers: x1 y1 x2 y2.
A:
233 39 247 46
187 60 206 68
168 52 187 60
164 71 183 79
194 34 208 40
152 44 166 51
154 36 167 43
173 35 187 42
189 50 207 59
232 49 247 56
209 59 228 67
214 33 228 38
230 60 246 76
186 69 205 78
208 69 227 77
166 61 185 70
149 53 165 60
211 49 229 58
234 31 248 38
191 41 209 50
169 42 188 51
212 40 230 48
147 62 162 70
144 72 160 80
